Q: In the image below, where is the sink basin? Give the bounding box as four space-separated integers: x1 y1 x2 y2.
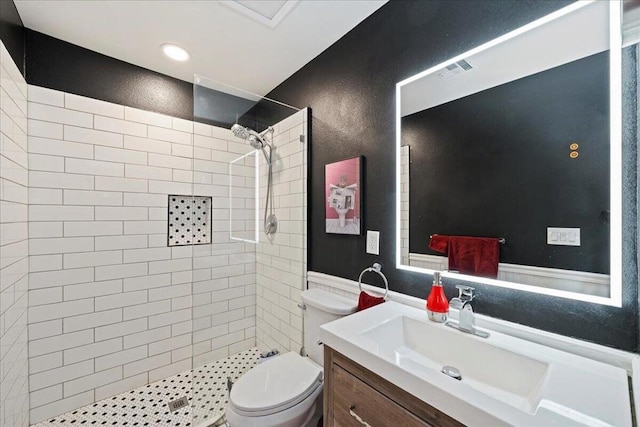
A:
361 315 549 413
320 301 631 426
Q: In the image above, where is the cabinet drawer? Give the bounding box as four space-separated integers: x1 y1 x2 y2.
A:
332 364 432 427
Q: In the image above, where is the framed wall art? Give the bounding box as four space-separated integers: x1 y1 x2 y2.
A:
325 156 362 235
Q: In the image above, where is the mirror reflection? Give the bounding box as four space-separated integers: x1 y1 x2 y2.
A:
397 1 622 305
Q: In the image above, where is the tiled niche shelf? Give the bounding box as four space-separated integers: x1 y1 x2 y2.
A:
168 195 213 246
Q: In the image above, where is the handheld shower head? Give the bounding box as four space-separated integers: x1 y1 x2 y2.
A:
247 135 263 150
231 124 266 149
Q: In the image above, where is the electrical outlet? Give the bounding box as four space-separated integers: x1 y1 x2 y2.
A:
547 227 580 246
366 230 380 255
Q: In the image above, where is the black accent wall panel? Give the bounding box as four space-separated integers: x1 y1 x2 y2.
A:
25 30 193 120
267 0 639 351
405 52 610 274
0 0 25 75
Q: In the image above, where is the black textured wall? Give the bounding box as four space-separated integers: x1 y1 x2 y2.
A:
25 30 193 120
25 29 291 130
267 0 639 351
0 0 25 75
405 52 610 274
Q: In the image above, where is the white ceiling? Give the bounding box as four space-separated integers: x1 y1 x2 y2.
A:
15 0 387 96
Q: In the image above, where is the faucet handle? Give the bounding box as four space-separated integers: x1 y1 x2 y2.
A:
455 285 475 301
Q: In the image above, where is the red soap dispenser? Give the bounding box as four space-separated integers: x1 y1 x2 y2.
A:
426 271 449 322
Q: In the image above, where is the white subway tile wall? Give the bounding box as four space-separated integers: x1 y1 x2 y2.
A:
25 83 308 423
24 87 282 423
0 41 30 427
255 110 308 353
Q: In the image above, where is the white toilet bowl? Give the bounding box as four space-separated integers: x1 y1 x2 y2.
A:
225 352 323 427
223 289 358 427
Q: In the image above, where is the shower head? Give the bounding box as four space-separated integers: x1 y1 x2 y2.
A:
231 123 251 140
231 124 266 149
230 123 274 165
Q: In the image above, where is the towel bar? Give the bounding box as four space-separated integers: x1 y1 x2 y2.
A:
430 234 506 244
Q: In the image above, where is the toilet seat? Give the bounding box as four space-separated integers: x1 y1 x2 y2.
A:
229 352 323 417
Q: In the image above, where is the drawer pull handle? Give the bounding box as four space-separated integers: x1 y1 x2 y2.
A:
349 405 372 427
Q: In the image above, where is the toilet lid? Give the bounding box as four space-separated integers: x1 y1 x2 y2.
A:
229 352 323 415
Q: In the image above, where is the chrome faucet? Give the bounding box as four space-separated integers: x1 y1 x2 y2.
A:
445 285 490 338
449 284 474 310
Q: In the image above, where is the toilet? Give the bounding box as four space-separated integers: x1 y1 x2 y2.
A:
225 288 358 427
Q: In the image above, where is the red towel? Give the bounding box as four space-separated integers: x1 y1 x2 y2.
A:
428 234 449 253
448 236 500 278
356 291 385 312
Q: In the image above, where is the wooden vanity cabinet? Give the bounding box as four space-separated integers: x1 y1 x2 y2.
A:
323 346 464 427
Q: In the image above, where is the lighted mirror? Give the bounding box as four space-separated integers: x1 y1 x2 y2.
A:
395 1 623 306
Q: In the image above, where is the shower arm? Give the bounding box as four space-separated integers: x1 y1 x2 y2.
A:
259 126 274 141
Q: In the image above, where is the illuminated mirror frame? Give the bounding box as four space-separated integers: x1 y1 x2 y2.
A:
395 1 622 307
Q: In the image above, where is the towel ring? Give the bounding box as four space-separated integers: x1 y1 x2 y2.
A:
358 262 389 300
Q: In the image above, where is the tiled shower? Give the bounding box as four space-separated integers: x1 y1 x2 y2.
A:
0 41 308 426
1 40 30 427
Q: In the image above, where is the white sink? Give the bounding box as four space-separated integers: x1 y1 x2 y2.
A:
320 301 631 426
361 315 549 413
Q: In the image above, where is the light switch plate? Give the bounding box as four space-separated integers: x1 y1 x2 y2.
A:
366 230 380 255
547 227 580 246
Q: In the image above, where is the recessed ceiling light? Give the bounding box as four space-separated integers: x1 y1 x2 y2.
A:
161 44 190 62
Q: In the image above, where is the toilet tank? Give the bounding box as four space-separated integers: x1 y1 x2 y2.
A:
301 288 357 365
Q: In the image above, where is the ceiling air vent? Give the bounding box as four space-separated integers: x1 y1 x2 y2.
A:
437 59 474 80
221 0 299 28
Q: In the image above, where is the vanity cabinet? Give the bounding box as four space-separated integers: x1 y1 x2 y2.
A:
323 346 464 427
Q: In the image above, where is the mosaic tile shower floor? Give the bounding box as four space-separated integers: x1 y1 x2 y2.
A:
32 348 261 427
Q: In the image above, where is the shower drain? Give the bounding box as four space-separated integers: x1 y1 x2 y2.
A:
168 396 190 412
